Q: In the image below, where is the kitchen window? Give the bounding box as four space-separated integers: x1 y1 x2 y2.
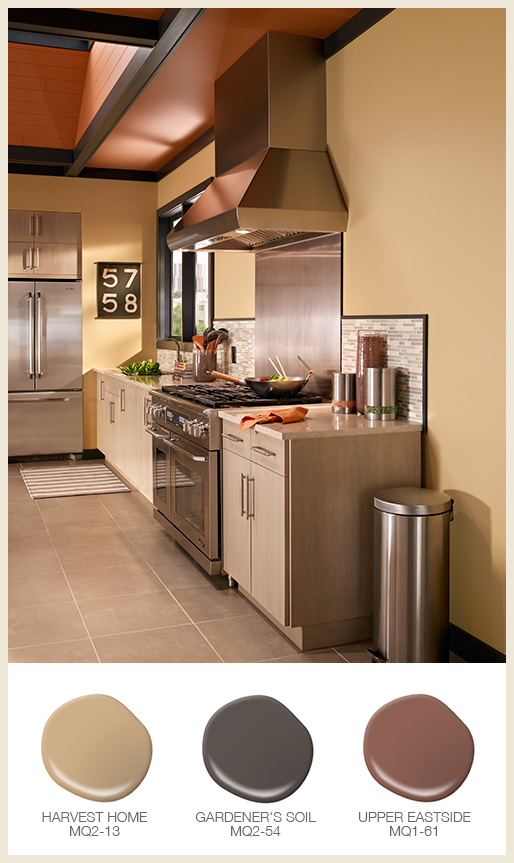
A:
156 180 214 345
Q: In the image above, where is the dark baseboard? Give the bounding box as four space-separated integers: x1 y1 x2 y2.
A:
450 623 505 663
82 449 104 460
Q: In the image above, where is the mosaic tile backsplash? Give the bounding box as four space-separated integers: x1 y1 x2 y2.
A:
341 317 425 423
157 316 424 424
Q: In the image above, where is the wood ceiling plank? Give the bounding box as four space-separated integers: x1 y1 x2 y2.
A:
67 7 206 176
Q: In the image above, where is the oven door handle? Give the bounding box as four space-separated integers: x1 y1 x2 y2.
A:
168 437 209 462
146 426 171 440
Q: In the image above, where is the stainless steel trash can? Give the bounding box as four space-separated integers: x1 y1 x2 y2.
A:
372 487 453 663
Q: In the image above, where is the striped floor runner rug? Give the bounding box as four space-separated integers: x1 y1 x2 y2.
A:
19 462 130 499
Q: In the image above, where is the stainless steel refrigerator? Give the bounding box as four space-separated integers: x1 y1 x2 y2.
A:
8 280 83 457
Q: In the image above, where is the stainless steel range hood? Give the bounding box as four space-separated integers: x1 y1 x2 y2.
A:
167 32 348 253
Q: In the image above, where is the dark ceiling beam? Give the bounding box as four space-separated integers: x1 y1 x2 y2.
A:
8 29 91 51
324 8 395 58
8 146 74 166
66 8 206 178
7 7 161 48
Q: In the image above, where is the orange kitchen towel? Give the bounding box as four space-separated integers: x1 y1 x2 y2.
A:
237 406 308 433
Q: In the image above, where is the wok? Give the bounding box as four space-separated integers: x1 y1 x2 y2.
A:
211 369 314 398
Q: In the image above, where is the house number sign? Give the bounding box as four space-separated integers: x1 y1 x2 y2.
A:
96 262 141 318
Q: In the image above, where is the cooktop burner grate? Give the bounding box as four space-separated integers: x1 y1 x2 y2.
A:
160 383 323 409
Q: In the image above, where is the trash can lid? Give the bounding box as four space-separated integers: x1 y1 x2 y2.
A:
374 487 453 516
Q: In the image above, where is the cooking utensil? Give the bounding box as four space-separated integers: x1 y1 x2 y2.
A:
268 357 283 377
276 356 287 378
211 369 314 397
211 331 228 351
192 335 205 352
297 355 312 373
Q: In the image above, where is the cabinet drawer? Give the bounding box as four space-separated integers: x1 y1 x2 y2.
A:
221 418 251 458
250 428 288 476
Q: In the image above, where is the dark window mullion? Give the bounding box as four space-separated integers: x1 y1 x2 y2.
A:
181 251 196 341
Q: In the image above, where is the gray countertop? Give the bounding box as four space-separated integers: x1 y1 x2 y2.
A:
218 404 423 440
94 371 423 439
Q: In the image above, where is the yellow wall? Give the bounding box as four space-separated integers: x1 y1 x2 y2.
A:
214 253 255 319
8 174 158 448
327 7 506 651
157 142 256 318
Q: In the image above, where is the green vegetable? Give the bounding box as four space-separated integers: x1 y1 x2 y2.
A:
268 374 287 381
120 360 161 376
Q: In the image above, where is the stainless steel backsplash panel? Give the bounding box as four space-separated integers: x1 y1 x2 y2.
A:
254 233 341 399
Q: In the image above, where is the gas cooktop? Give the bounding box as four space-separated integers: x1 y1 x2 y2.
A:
160 382 323 409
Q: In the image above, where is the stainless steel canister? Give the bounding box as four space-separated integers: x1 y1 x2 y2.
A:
331 372 356 414
364 367 397 420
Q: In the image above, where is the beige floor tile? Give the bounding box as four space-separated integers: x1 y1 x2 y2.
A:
77 590 190 637
98 493 154 519
149 557 212 590
264 650 347 663
9 601 88 648
172 584 257 622
93 625 222 663
8 547 63 579
9 571 73 607
8 528 53 552
8 639 99 663
196 614 301 663
334 641 374 663
127 534 190 564
37 495 112 527
48 523 130 549
55 539 145 572
64 562 164 600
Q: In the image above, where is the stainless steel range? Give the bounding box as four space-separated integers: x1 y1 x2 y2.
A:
147 382 322 576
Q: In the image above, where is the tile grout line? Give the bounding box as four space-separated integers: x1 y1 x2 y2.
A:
33 495 102 663
96 497 227 663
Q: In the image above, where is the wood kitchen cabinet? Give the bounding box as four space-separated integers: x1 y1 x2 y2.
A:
8 210 82 278
223 434 288 624
96 372 152 501
222 412 422 650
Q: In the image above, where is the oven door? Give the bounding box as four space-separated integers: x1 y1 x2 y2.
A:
149 427 173 520
167 434 219 562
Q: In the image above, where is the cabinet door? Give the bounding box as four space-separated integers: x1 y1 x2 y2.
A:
96 377 109 458
8 210 33 242
250 461 288 625
34 212 81 244
134 388 153 501
34 243 82 278
8 241 35 277
222 447 251 591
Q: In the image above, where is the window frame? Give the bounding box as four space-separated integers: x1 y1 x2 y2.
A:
156 179 214 348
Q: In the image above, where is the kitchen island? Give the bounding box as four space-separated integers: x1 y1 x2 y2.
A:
219 405 422 650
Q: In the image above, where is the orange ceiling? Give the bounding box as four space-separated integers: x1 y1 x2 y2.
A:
88 7 361 172
9 7 361 173
9 43 89 150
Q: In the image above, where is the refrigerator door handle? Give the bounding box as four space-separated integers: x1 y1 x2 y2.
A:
27 292 35 379
8 394 73 403
35 291 43 377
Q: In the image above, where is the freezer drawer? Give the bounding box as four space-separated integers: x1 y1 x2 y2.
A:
9 391 83 457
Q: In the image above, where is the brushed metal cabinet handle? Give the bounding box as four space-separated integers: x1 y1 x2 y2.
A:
247 475 255 519
222 433 243 443
251 445 276 457
240 472 246 517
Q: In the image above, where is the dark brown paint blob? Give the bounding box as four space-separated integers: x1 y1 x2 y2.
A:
203 695 313 803
363 694 474 801
42 694 152 802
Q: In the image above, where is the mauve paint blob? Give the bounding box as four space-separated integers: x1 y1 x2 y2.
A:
42 694 152 802
363 694 474 802
203 695 313 803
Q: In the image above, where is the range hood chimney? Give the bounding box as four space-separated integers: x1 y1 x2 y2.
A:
167 32 348 253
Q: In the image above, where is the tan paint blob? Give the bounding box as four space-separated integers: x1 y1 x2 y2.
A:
42 694 152 802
